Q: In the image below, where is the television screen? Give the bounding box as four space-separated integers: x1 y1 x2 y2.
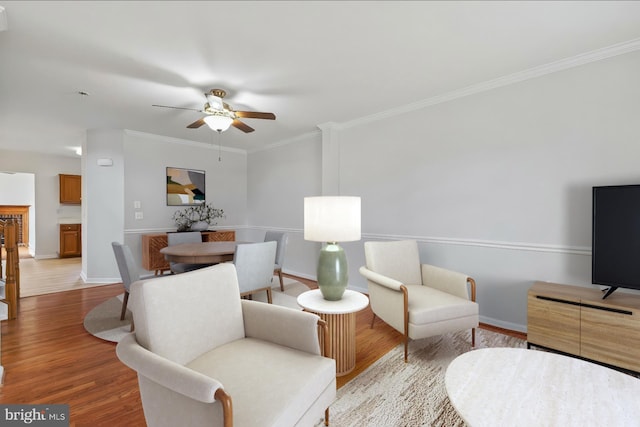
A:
592 185 640 298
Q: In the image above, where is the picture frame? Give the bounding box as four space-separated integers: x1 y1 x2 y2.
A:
166 167 206 206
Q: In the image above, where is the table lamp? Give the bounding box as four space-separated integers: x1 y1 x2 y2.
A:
304 196 361 300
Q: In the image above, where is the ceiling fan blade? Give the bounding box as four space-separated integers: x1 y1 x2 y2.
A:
187 118 206 129
232 119 255 133
234 111 276 120
153 104 202 112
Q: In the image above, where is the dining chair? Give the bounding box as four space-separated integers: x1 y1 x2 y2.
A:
111 241 141 320
264 231 288 291
166 231 208 274
233 241 277 303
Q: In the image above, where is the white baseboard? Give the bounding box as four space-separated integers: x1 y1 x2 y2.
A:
479 315 527 334
34 254 59 260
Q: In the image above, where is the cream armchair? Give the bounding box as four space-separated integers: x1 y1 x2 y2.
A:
359 240 478 362
116 263 336 427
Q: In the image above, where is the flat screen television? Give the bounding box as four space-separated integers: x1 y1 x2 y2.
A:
592 184 640 299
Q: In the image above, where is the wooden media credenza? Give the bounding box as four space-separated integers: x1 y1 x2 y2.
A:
527 281 640 373
142 230 235 275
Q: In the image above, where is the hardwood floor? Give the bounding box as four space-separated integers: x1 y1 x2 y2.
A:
0 283 146 426
0 262 526 425
19 257 111 297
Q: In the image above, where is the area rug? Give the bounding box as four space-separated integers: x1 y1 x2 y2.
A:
83 277 310 343
325 329 527 427
83 293 133 342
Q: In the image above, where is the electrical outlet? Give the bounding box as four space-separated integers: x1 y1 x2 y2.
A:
134 201 141 209
135 212 143 220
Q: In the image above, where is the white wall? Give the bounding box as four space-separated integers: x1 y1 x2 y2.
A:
82 129 126 282
246 133 322 279
248 49 640 332
0 150 81 258
120 131 248 278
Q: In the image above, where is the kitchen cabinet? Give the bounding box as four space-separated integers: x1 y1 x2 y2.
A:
59 174 81 204
59 223 81 257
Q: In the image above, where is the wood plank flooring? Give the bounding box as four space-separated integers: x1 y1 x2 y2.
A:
0 258 526 425
19 257 110 297
0 283 146 426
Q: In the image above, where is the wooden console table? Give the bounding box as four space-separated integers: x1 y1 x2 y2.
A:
527 281 640 373
141 230 235 274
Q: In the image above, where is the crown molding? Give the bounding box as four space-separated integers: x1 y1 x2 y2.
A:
123 129 247 155
247 129 321 154
342 38 640 130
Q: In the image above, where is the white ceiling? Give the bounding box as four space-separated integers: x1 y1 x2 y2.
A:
1 1 640 157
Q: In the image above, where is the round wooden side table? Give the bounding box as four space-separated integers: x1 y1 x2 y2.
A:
297 289 369 376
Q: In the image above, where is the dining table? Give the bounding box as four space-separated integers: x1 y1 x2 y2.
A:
159 241 245 265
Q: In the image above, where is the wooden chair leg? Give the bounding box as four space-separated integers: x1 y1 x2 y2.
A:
324 408 329 426
120 291 129 321
472 327 476 347
370 313 377 329
277 269 284 292
266 288 273 304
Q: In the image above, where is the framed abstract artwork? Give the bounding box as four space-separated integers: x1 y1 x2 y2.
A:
166 167 206 206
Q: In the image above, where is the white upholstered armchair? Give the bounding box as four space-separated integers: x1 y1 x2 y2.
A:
116 263 336 427
359 240 478 362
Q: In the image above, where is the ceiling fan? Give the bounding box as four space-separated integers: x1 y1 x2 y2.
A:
152 89 276 133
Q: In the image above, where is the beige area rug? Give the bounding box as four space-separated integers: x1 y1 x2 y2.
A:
326 329 527 427
83 293 133 342
251 277 310 308
83 277 310 343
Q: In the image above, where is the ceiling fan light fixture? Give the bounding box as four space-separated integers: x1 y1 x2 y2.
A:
205 94 224 111
203 111 234 132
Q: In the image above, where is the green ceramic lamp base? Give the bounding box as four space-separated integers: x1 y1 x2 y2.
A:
317 242 348 301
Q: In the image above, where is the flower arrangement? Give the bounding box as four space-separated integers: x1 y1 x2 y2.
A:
172 202 225 232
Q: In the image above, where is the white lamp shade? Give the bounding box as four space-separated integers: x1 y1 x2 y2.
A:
304 196 361 242
203 114 234 131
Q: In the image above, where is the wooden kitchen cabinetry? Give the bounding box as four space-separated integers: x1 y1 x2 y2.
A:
141 230 235 274
528 281 640 372
59 223 81 257
59 174 81 204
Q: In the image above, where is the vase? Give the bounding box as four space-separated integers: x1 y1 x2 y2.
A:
190 221 209 231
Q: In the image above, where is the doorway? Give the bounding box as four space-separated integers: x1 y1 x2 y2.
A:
0 172 36 257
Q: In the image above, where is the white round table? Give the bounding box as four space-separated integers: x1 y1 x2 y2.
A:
297 289 369 376
445 347 640 427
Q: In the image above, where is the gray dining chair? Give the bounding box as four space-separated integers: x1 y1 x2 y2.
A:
111 241 140 320
233 241 277 303
264 231 288 291
166 231 208 274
